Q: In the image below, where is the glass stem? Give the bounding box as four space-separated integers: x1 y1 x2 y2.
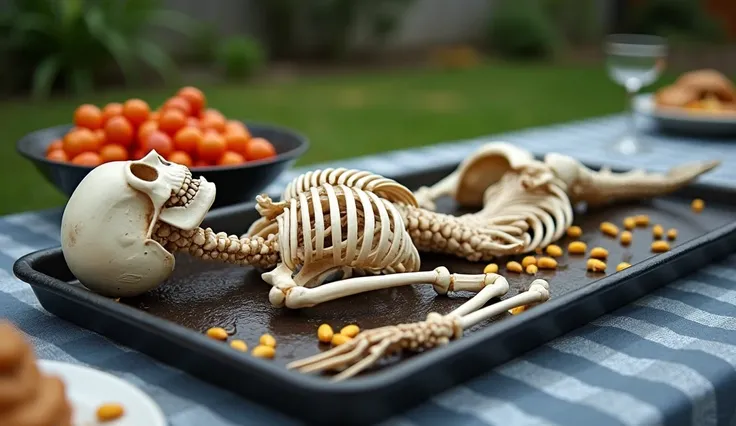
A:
625 78 641 142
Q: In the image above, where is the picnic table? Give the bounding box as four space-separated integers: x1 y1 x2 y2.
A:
2 114 736 426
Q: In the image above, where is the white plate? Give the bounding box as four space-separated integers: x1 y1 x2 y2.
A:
38 359 167 426
634 93 736 137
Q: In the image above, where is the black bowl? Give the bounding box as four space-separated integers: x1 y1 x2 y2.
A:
17 122 309 208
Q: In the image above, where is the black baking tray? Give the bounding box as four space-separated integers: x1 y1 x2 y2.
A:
13 159 736 426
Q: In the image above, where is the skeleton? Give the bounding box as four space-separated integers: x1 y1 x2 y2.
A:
59 143 718 379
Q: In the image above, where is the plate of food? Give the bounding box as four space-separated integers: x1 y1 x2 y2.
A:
0 321 166 426
634 68 736 136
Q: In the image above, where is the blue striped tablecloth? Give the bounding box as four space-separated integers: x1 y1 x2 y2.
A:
2 114 736 426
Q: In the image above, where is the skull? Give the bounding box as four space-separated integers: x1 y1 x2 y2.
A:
60 150 216 298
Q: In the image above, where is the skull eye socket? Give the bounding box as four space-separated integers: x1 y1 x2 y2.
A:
130 163 159 182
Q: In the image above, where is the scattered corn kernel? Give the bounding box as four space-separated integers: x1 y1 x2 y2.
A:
507 261 523 273
483 263 499 274
616 262 631 272
535 247 544 255
96 403 124 422
546 244 563 257
634 215 650 227
620 231 632 245
667 228 678 240
691 198 704 213
652 224 664 239
566 226 582 238
251 345 276 359
586 258 607 272
537 257 558 270
600 221 619 237
317 324 334 343
651 240 671 253
230 340 248 352
331 334 352 346
340 324 360 338
590 247 609 259
623 217 636 230
259 334 277 348
509 306 527 315
521 256 537 268
206 327 228 341
568 241 587 254
526 264 538 275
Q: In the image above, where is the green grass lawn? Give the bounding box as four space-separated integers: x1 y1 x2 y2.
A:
0 62 677 215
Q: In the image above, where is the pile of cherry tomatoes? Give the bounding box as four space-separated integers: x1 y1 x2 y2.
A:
45 86 277 168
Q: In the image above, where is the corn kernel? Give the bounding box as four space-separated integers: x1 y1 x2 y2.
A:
620 231 632 245
526 264 538 275
634 215 650 226
96 403 125 422
590 247 609 259
586 258 607 272
331 334 352 346
317 324 334 343
600 221 619 237
545 245 563 257
206 327 228 341
340 324 360 338
566 226 582 238
651 240 671 253
506 261 523 273
652 224 664 239
509 306 527 315
538 257 558 270
667 228 677 240
483 263 499 274
521 256 537 268
230 340 248 352
691 198 704 213
259 334 277 348
251 345 275 359
623 217 636 230
616 262 631 272
567 241 587 254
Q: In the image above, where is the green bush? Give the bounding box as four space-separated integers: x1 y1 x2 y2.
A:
0 0 201 99
215 36 266 81
628 0 727 43
486 0 562 60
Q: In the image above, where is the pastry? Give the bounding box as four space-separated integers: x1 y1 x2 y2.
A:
674 69 736 102
0 321 73 426
654 84 700 108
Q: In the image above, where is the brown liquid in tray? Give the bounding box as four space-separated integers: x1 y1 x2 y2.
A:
109 194 731 370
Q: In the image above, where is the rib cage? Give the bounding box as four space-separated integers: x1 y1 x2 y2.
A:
282 168 418 207
277 183 420 285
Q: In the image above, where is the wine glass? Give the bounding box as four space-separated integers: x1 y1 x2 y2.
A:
604 34 668 155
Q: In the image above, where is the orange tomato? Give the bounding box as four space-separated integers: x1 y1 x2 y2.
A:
71 152 103 167
104 116 134 147
173 127 202 154
200 108 223 119
130 148 146 160
225 120 249 136
137 120 159 144
99 144 129 162
186 117 199 128
163 96 193 116
178 87 206 114
158 109 187 135
142 131 174 157
193 159 211 168
93 129 105 145
74 104 103 130
244 138 277 161
46 149 68 162
63 129 100 158
224 132 249 155
46 139 63 154
168 150 193 167
101 103 123 125
217 151 246 166
122 99 150 126
199 113 226 133
197 132 227 162
150 111 160 121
